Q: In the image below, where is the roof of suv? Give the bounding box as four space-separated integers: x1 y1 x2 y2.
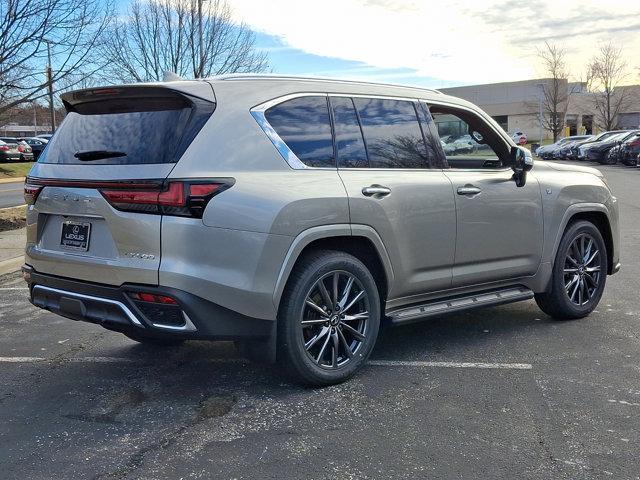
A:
208 73 443 95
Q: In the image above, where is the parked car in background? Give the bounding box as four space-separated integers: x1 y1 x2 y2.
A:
618 132 640 166
553 137 594 160
35 134 53 141
580 131 638 163
569 131 628 160
511 130 527 145
23 137 48 161
0 137 33 162
22 76 620 385
536 136 589 159
543 135 592 160
0 139 22 162
444 134 479 155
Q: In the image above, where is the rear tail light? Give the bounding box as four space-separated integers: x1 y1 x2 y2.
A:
0 145 9 151
628 140 640 148
99 180 232 217
17 145 24 152
24 184 43 205
24 177 232 217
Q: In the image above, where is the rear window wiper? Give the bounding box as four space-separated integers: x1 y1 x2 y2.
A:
74 150 127 161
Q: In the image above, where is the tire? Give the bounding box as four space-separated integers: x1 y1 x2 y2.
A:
535 220 607 320
278 250 381 386
123 331 185 347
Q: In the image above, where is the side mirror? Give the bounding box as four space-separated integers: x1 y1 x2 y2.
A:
511 146 533 187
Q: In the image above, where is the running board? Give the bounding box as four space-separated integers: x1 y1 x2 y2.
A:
388 286 534 325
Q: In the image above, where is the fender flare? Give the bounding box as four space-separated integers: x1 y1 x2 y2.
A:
271 224 395 309
550 202 612 265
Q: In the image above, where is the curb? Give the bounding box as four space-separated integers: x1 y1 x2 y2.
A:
0 256 23 276
0 204 26 212
0 177 25 184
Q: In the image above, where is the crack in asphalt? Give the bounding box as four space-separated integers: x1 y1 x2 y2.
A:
91 394 238 480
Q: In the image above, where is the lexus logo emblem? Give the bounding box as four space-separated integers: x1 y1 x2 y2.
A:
72 225 80 234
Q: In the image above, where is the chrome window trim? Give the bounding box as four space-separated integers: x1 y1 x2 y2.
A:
250 91 513 171
250 92 331 170
32 284 144 327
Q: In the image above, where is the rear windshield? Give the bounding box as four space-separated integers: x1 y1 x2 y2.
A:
40 90 214 165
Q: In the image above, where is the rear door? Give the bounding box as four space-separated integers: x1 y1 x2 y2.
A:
25 85 215 286
334 95 456 300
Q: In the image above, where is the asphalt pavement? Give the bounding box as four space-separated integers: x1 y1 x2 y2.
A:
1 163 639 479
0 180 25 209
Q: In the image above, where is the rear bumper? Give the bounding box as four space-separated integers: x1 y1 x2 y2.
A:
23 265 274 341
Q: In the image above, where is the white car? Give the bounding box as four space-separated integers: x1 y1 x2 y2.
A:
511 131 527 145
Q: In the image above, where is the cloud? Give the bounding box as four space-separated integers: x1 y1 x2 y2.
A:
230 0 640 84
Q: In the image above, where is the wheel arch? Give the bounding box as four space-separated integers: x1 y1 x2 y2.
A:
272 224 394 311
553 204 615 275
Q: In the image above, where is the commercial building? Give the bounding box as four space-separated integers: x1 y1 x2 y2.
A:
441 79 640 141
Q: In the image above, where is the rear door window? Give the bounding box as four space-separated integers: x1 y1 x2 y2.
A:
265 96 335 168
330 96 368 168
41 89 214 165
353 98 430 169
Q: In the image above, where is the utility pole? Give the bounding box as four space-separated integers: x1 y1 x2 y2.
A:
45 40 56 133
33 102 37 136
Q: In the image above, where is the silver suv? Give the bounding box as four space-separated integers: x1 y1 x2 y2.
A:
22 76 620 385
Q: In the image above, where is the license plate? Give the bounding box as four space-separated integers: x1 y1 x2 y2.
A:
60 221 91 252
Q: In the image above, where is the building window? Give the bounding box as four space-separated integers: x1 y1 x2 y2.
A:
492 115 508 132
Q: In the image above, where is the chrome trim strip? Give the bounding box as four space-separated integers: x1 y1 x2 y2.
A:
152 312 197 332
32 285 144 327
250 92 328 170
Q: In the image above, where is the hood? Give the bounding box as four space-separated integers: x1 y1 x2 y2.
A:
538 161 604 178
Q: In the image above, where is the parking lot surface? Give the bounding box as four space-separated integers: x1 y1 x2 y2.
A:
1 163 639 479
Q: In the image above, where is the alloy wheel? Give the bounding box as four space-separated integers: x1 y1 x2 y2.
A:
300 271 370 369
563 233 602 306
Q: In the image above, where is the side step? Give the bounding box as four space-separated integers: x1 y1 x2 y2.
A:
388 286 534 325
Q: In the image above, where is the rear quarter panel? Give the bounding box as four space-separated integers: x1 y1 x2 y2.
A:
160 82 349 319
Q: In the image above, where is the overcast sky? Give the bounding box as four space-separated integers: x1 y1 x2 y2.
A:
230 0 640 88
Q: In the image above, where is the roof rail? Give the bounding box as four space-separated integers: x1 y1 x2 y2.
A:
207 73 442 94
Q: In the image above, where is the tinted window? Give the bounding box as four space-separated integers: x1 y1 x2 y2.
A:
353 98 428 168
41 94 214 165
265 96 334 168
330 97 368 168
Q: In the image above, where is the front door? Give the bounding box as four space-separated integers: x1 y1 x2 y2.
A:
444 169 543 286
429 103 544 287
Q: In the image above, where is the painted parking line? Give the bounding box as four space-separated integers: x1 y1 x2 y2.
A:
0 287 29 291
0 356 45 362
0 356 532 369
368 360 532 370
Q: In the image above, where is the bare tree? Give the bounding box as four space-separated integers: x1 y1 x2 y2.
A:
102 0 269 83
537 42 571 142
587 43 630 131
0 0 113 115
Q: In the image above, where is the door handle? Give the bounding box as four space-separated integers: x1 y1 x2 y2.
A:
457 185 482 196
362 185 391 197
